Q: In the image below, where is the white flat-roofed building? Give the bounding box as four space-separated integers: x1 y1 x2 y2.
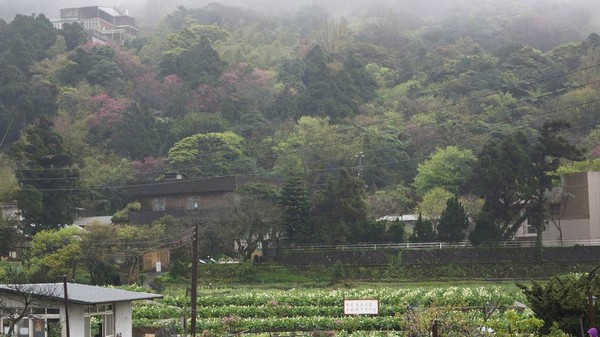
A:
0 283 161 337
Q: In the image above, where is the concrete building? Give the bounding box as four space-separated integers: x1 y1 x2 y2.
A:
542 171 600 241
51 6 138 44
0 283 160 337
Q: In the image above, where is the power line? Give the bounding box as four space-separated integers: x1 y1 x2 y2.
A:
0 110 17 148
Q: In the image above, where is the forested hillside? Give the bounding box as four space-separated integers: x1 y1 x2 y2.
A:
2 0 600 249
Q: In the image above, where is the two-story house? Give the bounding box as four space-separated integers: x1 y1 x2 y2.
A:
124 174 280 225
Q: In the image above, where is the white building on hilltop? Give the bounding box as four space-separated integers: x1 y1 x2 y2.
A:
51 6 139 44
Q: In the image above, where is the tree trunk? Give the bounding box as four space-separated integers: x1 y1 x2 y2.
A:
531 194 545 263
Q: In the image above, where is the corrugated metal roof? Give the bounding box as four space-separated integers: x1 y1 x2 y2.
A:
98 7 121 17
73 216 112 227
376 214 419 222
0 283 161 305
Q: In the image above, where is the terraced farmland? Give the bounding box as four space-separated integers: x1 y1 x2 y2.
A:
133 286 542 336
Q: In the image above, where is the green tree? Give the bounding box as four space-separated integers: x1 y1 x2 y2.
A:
86 59 124 86
295 46 368 121
366 183 415 219
0 215 19 256
312 170 368 244
59 22 87 51
2 36 34 74
437 195 469 242
1 14 57 71
413 146 477 195
167 131 256 177
80 223 119 285
470 122 580 246
0 60 33 146
556 158 600 174
10 118 79 234
57 44 121 87
359 111 415 187
167 111 229 147
468 212 501 246
416 187 453 232
518 271 600 335
312 18 353 54
469 131 534 241
279 175 311 244
78 151 134 215
527 121 581 258
159 33 226 87
24 226 82 281
272 116 360 185
344 54 378 102
29 75 58 119
110 103 162 160
0 154 19 202
207 192 283 261
409 214 436 243
115 223 164 283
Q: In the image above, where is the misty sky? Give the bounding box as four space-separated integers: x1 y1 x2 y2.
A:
1 0 599 31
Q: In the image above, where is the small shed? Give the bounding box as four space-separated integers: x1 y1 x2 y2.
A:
0 283 161 337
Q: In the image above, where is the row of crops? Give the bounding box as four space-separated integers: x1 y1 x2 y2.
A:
132 286 544 336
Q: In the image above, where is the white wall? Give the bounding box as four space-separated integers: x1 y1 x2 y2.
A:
544 219 590 240
588 172 600 239
62 304 85 337
114 301 133 337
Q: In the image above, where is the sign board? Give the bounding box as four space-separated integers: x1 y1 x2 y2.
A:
343 299 379 315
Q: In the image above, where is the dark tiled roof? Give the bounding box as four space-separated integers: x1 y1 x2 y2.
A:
0 283 161 305
125 175 279 197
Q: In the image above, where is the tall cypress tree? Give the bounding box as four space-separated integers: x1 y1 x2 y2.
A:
312 170 367 244
279 175 311 244
409 213 436 243
438 195 469 242
10 117 79 234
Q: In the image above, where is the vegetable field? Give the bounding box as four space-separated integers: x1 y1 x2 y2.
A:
133 286 543 336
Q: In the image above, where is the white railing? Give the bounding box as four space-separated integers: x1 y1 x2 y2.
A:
283 239 600 252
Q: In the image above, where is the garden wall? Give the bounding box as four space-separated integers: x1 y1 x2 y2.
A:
276 246 600 267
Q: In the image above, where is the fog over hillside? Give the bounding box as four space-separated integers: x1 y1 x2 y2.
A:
2 0 600 31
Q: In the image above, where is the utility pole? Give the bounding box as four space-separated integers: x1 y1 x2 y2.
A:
63 276 70 337
355 151 364 179
190 223 199 337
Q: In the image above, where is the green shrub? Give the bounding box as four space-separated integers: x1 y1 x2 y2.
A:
331 261 346 283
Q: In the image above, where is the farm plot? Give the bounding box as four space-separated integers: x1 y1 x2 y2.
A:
133 286 542 336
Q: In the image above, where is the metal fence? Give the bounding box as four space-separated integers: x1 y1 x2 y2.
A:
282 239 600 252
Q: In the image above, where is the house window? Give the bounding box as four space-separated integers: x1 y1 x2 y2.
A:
104 314 114 337
2 319 10 335
16 318 29 337
152 198 166 211
84 305 114 337
33 318 45 337
186 196 201 210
